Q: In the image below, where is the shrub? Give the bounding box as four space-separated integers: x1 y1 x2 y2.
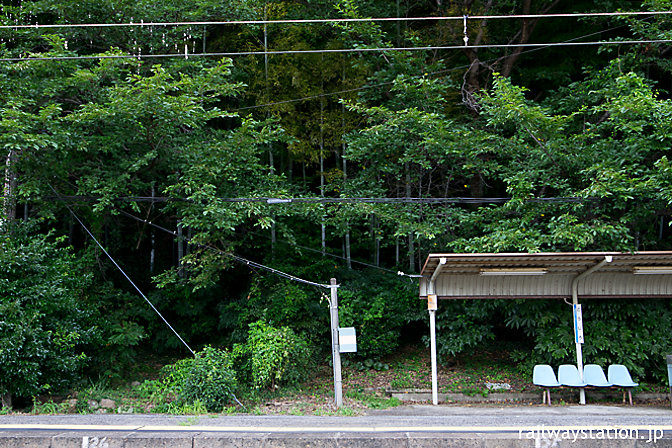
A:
237 321 314 390
430 300 498 360
145 346 238 412
0 224 100 407
505 299 672 384
337 269 425 359
230 256 336 343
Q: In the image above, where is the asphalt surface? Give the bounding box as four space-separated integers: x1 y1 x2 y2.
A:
0 405 672 448
1 404 671 447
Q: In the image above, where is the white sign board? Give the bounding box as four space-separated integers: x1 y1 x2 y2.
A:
573 304 584 344
427 294 438 311
338 327 357 353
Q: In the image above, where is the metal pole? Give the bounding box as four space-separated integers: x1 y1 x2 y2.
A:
427 258 445 406
571 255 612 405
666 355 672 409
574 334 585 405
329 278 343 408
430 309 438 405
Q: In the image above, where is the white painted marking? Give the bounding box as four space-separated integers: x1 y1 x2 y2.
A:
0 424 670 433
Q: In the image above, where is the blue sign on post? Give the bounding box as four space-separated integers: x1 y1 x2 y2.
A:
338 327 357 353
573 304 584 344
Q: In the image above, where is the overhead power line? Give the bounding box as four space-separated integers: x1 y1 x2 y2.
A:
0 39 669 62
38 195 594 204
249 230 406 276
233 19 632 112
48 186 197 357
1 10 670 30
116 209 333 289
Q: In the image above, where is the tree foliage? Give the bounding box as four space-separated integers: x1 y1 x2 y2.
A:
2 0 672 396
0 223 97 404
234 320 314 390
140 345 238 413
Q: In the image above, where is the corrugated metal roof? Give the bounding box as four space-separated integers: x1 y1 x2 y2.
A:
419 252 672 299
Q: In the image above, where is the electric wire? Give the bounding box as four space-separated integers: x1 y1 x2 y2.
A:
48 186 197 357
48 192 247 408
116 209 334 289
1 10 671 30
233 19 634 112
0 39 669 62
35 195 595 204
249 230 410 276
4 15 630 114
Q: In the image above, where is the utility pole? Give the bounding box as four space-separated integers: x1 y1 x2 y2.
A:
328 278 342 408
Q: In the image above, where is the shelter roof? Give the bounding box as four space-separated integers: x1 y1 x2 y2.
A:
421 251 672 276
419 252 672 300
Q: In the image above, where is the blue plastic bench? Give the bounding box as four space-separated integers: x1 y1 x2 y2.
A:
608 364 638 406
558 364 588 388
558 364 587 402
584 364 612 387
533 364 560 405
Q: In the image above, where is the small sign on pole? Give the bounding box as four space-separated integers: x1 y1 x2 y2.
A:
338 327 357 353
427 294 438 311
573 304 584 344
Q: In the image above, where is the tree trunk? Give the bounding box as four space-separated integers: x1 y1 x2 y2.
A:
264 6 275 175
1 392 11 409
302 162 306 188
499 0 561 76
460 0 493 113
2 148 16 231
396 237 400 266
405 163 414 272
150 185 156 274
271 222 276 259
345 227 351 269
373 215 380 267
177 220 184 277
320 85 326 257
288 155 293 182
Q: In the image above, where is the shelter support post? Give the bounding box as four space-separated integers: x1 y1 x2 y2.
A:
428 257 446 406
571 255 612 405
429 309 438 405
574 338 585 405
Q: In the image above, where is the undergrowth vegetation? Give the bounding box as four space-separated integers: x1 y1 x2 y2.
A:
4 0 672 414
132 322 315 413
17 344 667 416
139 346 238 413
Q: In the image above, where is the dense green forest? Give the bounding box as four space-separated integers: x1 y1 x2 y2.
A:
2 0 672 408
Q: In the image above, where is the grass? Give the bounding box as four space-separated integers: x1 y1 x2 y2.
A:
11 345 669 416
31 398 69 415
345 389 402 409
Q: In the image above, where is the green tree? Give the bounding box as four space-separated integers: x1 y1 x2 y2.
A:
453 67 672 253
0 223 98 408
